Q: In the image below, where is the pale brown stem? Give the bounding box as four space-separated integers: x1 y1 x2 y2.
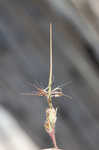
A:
49 129 58 149
48 23 53 108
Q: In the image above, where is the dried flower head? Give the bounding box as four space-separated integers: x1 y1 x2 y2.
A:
21 81 72 100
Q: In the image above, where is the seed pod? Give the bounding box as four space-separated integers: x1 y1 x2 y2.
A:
44 107 57 133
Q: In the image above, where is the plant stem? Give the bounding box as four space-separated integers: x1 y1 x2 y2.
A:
46 23 58 149
48 23 53 108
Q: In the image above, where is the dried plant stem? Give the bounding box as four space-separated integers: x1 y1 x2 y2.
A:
48 23 53 108
45 23 58 149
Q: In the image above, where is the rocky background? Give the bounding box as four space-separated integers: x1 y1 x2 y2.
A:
0 0 99 149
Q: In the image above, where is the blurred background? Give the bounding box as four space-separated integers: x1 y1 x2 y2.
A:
0 0 99 149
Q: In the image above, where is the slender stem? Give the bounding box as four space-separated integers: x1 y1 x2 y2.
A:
46 23 58 149
48 23 53 108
